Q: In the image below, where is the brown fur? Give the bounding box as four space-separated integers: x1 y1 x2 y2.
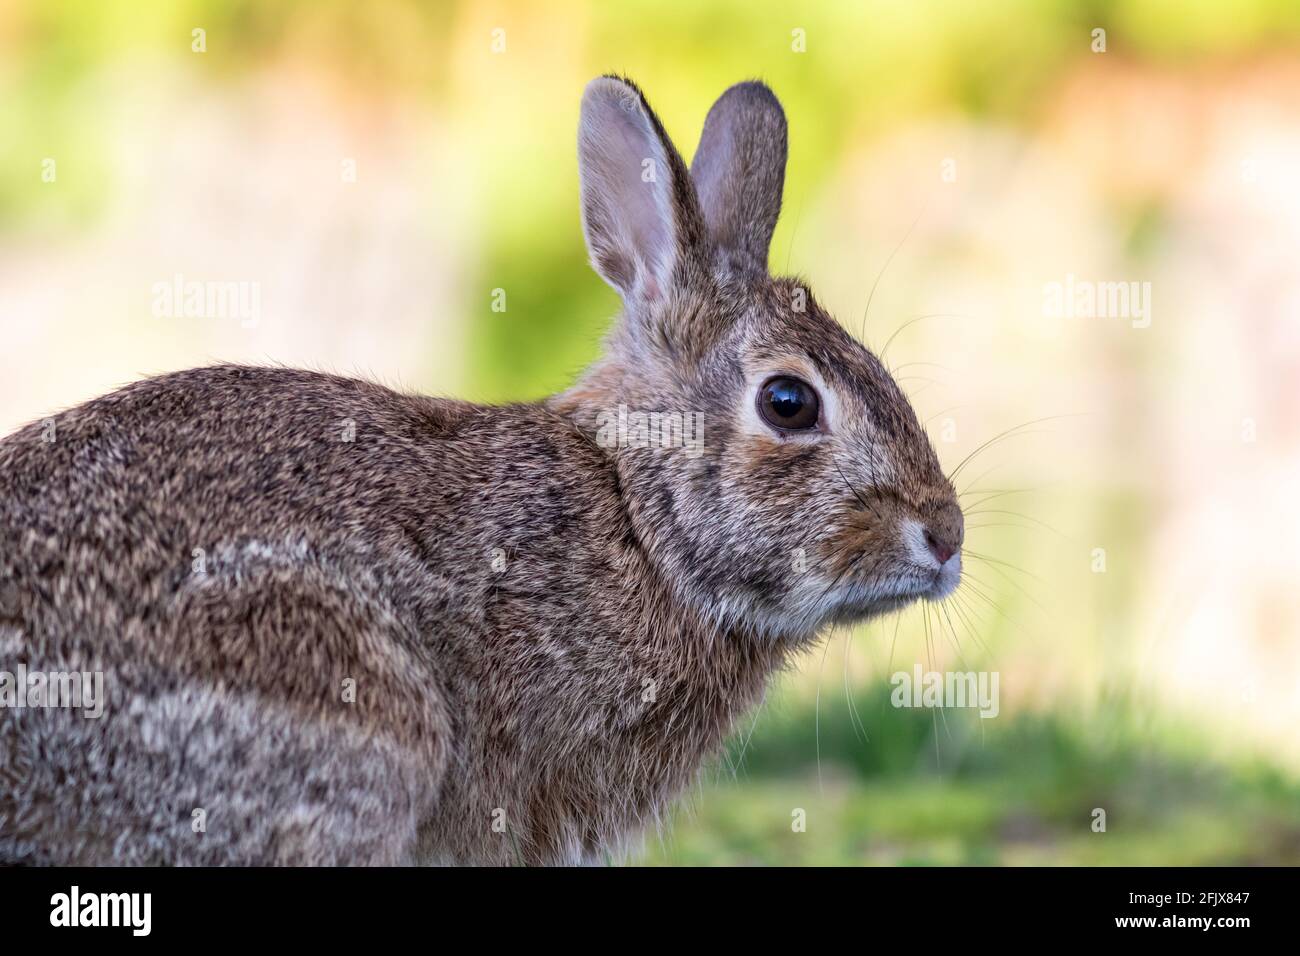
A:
0 77 960 865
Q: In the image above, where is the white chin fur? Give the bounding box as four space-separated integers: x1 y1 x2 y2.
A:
928 553 962 601
815 553 963 631
711 552 963 642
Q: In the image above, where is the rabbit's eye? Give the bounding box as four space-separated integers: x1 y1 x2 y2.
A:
758 376 821 431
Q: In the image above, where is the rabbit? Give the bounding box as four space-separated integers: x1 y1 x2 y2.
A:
0 75 963 866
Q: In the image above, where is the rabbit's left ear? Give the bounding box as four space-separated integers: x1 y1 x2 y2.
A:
578 76 706 305
690 81 788 272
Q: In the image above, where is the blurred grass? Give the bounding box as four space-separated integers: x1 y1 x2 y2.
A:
636 682 1300 865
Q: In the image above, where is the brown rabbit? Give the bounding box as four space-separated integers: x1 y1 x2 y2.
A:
0 76 963 866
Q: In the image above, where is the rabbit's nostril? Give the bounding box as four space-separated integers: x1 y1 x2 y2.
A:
924 528 957 565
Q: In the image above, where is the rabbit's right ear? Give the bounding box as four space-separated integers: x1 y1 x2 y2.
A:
578 76 705 305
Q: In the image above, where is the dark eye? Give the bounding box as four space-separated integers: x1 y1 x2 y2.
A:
758 376 821 431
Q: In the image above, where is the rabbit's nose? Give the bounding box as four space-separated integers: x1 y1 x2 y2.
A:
923 508 964 565
924 528 958 564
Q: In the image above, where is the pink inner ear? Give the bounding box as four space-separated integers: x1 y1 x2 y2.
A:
579 79 679 303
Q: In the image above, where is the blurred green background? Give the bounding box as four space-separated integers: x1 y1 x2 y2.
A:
3 0 1300 864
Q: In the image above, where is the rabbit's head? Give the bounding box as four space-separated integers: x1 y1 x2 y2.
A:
562 76 962 641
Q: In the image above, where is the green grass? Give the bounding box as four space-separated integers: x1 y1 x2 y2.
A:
631 683 1300 865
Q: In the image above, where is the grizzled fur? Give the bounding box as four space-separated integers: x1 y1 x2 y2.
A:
0 77 960 865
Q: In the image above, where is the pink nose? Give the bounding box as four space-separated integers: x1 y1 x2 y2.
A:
924 528 958 565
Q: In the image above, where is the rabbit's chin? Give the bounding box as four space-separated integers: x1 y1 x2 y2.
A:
823 561 962 628
826 593 919 626
705 560 963 642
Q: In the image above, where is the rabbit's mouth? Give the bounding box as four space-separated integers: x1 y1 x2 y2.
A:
899 553 963 605
926 553 963 601
819 512 963 627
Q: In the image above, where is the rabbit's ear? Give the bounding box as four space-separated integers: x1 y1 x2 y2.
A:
690 81 787 272
578 76 705 304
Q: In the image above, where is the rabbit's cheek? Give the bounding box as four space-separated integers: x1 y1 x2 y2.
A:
821 520 895 580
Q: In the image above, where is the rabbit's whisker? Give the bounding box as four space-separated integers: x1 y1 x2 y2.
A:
842 627 870 744
833 456 883 522
945 412 1085 485
859 210 924 344
962 508 1069 541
